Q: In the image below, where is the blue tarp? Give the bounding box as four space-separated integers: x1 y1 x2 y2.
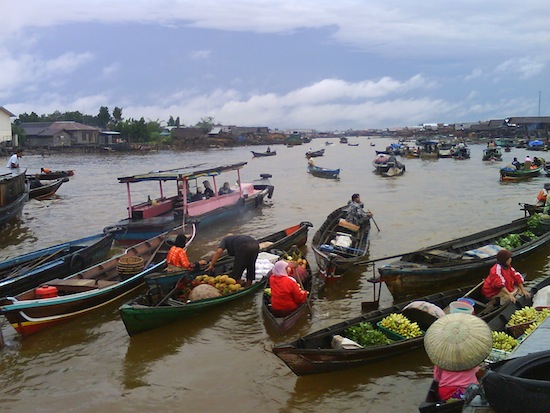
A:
529 140 544 147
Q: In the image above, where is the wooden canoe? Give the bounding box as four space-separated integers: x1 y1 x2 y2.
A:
119 276 267 336
272 282 509 376
307 165 340 179
500 160 544 181
262 262 313 333
0 232 114 297
374 215 550 300
311 206 370 279
251 150 277 157
0 227 178 336
28 177 69 200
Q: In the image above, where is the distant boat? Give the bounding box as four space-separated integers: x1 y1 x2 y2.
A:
307 165 340 179
251 150 276 157
305 149 325 158
28 177 69 200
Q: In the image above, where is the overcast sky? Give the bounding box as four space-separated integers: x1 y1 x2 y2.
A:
1 1 549 131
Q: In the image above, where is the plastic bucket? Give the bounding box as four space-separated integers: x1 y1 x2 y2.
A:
457 298 475 307
449 301 474 314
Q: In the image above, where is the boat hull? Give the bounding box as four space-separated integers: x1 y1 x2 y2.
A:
0 232 115 297
28 177 68 200
0 171 28 226
311 206 370 279
272 284 508 376
119 277 267 336
378 216 550 299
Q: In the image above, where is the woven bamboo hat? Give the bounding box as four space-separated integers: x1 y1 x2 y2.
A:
424 313 492 371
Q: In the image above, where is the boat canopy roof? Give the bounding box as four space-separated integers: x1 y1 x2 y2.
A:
117 162 248 183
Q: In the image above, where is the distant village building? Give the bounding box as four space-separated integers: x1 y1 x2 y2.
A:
20 121 101 148
0 106 15 145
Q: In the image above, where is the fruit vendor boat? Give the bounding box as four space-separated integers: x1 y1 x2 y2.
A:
27 169 74 180
363 215 550 300
311 206 370 279
0 227 181 336
372 153 406 177
119 269 267 336
482 147 503 161
143 221 312 293
262 258 313 334
272 281 509 376
0 232 115 297
418 274 550 413
103 162 274 244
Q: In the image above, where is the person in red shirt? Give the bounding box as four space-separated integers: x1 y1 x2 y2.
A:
166 234 206 272
481 249 530 304
268 260 308 316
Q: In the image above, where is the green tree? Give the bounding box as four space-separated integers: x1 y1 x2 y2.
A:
195 116 215 130
175 116 181 127
97 106 112 129
113 107 123 124
167 116 175 126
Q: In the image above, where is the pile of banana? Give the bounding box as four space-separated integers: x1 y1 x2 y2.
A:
520 308 550 337
507 306 540 327
379 313 423 339
491 331 518 352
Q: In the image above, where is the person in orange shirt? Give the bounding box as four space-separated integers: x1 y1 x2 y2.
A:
268 260 308 316
166 234 206 272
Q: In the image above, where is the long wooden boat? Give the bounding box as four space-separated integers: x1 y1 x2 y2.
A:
272 282 508 376
475 350 550 413
0 228 176 336
0 170 28 226
28 177 69 200
103 162 275 244
144 221 312 293
262 262 313 333
307 165 340 179
311 206 370 279
305 149 325 158
119 275 267 336
0 232 115 297
500 159 544 181
374 215 550 300
251 150 276 157
31 169 74 180
418 275 550 413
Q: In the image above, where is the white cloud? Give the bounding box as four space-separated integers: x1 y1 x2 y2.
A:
190 50 211 60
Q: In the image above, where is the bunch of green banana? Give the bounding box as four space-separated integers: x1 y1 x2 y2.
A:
379 313 423 339
491 331 518 351
521 308 550 337
508 306 539 326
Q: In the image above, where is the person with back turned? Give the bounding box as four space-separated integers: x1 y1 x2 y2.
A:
206 235 259 287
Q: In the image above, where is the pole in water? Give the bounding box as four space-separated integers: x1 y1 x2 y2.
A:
371 217 380 232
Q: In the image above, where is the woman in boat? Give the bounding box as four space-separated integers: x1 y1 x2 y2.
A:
433 364 481 402
481 249 530 304
534 183 550 208
268 260 308 317
202 180 215 198
218 182 234 195
345 193 373 226
166 234 206 273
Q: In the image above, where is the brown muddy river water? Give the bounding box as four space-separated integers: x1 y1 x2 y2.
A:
1 138 550 412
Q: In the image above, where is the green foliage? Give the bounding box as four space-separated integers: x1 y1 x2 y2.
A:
496 233 522 249
344 322 393 347
527 213 542 229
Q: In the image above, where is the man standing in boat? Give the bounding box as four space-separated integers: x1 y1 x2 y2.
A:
345 193 373 227
5 149 23 173
206 235 260 287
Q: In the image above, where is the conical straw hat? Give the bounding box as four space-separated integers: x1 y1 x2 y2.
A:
424 313 492 371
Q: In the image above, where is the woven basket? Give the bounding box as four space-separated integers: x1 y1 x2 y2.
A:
116 256 145 276
506 319 536 338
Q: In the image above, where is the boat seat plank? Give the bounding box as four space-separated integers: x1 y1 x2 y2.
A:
424 249 463 260
44 278 119 292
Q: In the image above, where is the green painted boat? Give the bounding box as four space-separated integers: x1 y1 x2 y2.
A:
119 276 267 336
